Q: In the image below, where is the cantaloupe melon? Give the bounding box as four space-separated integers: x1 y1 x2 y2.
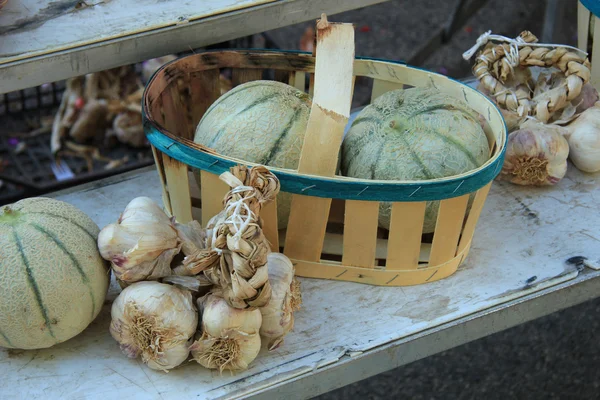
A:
341 87 489 233
194 80 312 229
0 197 109 349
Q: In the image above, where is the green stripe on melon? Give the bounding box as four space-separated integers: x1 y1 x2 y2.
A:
0 198 109 349
194 80 312 229
341 87 490 233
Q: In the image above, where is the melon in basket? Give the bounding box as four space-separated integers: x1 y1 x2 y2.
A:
193 80 312 229
341 87 490 233
0 198 110 349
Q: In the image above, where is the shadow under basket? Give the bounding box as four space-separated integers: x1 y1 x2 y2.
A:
142 49 507 287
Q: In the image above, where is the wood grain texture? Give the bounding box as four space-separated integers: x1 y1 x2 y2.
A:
162 154 193 223
371 79 404 102
429 195 470 266
232 68 263 86
200 170 229 227
592 16 600 90
261 198 279 252
342 200 379 268
189 68 221 131
387 202 427 270
293 246 466 286
161 86 190 139
578 1 591 51
284 18 355 262
151 145 172 215
457 183 491 255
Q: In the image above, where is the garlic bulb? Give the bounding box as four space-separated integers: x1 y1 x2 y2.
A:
98 197 181 283
259 253 302 350
110 281 198 372
499 120 569 185
564 102 600 173
190 294 262 372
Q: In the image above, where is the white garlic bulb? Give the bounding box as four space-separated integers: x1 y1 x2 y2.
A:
98 197 181 283
499 120 569 185
110 281 198 372
259 253 302 350
564 102 600 173
190 294 262 372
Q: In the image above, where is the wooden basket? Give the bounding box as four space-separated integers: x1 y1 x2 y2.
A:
142 48 507 287
578 0 600 90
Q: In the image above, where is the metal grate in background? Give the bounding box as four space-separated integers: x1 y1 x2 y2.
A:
0 33 282 206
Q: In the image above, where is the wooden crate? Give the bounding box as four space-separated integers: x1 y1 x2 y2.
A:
579 0 600 89
142 48 506 287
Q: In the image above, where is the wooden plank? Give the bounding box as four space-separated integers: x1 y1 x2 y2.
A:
457 183 492 255
578 1 591 51
291 71 307 92
189 68 222 130
262 198 280 252
0 0 276 64
371 79 404 102
342 200 379 268
151 145 172 216
161 86 190 139
386 202 426 270
162 154 193 223
592 16 600 91
232 68 263 86
200 170 230 227
0 0 391 94
428 195 470 267
279 230 432 262
284 15 355 262
293 249 465 286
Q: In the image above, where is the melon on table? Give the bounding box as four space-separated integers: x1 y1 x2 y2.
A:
0 197 109 349
341 87 490 233
193 80 312 229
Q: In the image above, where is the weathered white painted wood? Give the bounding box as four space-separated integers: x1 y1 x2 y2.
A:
0 165 598 399
0 0 274 64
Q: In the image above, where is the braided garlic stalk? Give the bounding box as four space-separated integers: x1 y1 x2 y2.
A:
466 31 591 123
180 165 280 309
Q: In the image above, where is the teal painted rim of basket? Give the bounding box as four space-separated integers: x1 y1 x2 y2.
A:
143 49 507 202
581 0 600 17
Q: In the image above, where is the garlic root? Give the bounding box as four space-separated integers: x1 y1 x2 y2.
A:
498 120 569 185
110 281 198 372
190 294 262 372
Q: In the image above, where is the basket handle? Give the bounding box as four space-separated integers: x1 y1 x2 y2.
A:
283 14 355 262
295 13 355 177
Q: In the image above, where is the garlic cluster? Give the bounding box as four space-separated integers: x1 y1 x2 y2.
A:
564 102 600 173
110 281 198 372
98 197 181 284
190 294 262 372
499 120 569 185
259 253 302 350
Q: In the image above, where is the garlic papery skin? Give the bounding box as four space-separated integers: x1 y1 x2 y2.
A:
190 294 262 372
98 197 181 283
110 281 198 372
499 120 569 186
259 253 302 350
564 102 600 173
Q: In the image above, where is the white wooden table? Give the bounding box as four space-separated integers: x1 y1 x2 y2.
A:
0 0 389 93
1 164 599 400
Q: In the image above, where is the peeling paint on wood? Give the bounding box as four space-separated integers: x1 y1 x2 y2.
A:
0 0 275 64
